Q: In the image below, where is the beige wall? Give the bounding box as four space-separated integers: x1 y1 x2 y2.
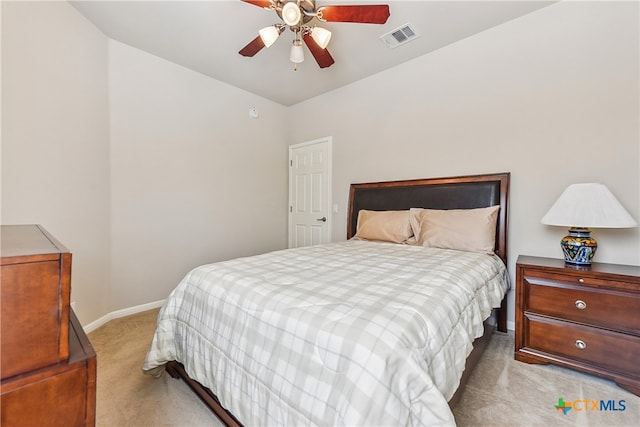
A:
108 40 289 308
288 1 640 326
1 1 111 324
2 1 289 324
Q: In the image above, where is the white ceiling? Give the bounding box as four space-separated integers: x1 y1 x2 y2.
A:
70 0 555 106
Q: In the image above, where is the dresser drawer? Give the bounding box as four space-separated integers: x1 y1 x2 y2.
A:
1 310 96 427
524 314 640 378
1 364 89 427
1 256 71 378
1 225 72 380
524 275 640 335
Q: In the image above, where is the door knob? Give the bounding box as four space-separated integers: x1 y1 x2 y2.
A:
317 217 327 222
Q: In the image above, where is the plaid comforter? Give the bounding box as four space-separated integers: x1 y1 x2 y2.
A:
143 240 509 426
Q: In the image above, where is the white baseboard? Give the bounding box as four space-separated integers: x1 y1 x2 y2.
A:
83 299 166 334
507 320 515 332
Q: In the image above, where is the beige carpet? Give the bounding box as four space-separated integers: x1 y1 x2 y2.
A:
89 309 639 426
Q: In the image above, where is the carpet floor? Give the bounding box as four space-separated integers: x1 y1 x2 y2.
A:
88 309 639 426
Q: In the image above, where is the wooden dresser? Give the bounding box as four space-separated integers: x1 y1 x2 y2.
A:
1 224 96 426
515 255 640 396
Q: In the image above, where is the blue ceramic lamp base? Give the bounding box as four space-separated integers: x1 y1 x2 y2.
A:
561 227 597 266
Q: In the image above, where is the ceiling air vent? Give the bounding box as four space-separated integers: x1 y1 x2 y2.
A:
380 23 419 49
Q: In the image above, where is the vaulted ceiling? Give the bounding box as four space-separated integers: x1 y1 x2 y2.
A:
71 1 555 106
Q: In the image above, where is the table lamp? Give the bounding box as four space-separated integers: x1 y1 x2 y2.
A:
540 183 637 266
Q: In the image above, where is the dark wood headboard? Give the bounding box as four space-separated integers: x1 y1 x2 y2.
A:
347 172 510 264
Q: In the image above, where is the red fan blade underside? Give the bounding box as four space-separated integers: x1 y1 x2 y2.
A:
241 0 272 9
239 35 266 57
303 33 335 69
319 5 390 24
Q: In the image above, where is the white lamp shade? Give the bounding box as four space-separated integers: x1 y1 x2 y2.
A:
258 26 280 48
541 183 638 228
311 27 331 49
282 2 301 26
290 40 304 63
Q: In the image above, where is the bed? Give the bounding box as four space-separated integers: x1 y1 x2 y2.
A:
143 172 510 426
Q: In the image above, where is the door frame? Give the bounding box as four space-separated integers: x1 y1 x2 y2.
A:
288 136 333 248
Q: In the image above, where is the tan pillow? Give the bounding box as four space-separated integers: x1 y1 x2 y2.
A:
355 210 413 243
409 208 425 239
412 205 500 253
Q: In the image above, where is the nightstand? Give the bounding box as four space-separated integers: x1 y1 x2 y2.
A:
515 255 640 396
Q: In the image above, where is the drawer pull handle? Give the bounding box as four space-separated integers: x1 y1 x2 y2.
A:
575 340 587 350
575 300 587 310
578 278 585 283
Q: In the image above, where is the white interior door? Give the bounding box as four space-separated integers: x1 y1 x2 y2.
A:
288 137 332 248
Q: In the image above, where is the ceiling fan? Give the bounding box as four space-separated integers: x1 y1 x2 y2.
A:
239 0 390 69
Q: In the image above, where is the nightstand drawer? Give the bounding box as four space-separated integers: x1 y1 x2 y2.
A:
524 269 638 291
525 276 640 335
525 314 640 378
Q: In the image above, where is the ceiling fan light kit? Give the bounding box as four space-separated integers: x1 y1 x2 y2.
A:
290 39 305 64
239 0 390 69
258 25 282 48
310 26 331 49
282 2 302 26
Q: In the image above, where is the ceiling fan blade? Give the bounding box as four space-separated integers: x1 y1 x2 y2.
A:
241 0 273 9
303 33 335 69
239 35 266 57
317 5 390 24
